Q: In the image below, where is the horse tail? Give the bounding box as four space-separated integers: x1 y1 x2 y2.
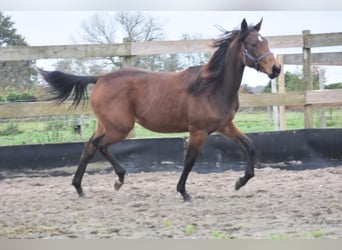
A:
37 68 99 108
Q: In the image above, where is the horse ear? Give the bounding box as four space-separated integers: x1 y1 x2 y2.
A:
255 18 263 31
241 18 248 33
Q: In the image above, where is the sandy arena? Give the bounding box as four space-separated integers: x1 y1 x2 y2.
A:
0 164 341 239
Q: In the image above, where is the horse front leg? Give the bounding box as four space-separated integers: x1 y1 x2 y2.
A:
234 133 255 190
177 130 207 202
219 122 256 190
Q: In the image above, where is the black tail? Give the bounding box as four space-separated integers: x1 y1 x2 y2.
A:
37 68 99 108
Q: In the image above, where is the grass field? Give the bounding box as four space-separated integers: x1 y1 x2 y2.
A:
0 108 341 146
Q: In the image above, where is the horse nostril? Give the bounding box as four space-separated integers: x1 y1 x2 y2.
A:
272 65 281 76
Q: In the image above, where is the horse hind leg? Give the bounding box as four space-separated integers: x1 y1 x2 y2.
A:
94 126 132 191
72 133 99 196
98 145 126 191
73 131 127 196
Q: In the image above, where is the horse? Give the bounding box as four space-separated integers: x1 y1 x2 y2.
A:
38 18 281 202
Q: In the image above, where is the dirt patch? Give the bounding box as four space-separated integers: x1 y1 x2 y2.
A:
0 165 341 239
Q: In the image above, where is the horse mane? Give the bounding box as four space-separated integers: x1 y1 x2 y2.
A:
186 29 241 95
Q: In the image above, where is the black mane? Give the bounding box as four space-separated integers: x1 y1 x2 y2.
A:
186 29 242 95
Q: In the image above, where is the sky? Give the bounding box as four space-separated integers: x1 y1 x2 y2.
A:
3 11 342 87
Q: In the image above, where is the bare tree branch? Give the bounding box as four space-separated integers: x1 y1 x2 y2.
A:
80 13 116 44
66 11 179 73
116 11 164 42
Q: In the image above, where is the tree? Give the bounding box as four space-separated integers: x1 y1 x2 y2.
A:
285 67 321 91
115 11 168 70
263 67 325 93
263 80 272 93
66 11 172 72
0 12 36 90
80 12 117 44
325 82 342 89
179 34 211 69
284 71 303 91
115 12 164 42
61 12 215 74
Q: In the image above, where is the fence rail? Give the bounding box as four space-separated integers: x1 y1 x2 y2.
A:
1 89 342 119
284 52 342 65
0 32 341 61
0 37 298 61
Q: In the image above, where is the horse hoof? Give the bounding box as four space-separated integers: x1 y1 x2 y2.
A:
235 178 242 190
182 193 193 203
73 185 85 197
114 180 123 191
184 197 193 203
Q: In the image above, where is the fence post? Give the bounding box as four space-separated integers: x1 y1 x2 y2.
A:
121 38 136 138
277 54 286 130
122 37 133 68
319 69 326 128
271 79 280 131
302 30 313 128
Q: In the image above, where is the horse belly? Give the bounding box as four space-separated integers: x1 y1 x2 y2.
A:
135 109 188 133
132 75 189 133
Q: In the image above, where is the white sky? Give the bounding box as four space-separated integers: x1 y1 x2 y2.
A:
3 11 342 86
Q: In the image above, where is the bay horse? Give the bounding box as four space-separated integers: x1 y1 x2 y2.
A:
38 19 281 202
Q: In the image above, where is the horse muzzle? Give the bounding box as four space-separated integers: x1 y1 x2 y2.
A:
269 64 281 79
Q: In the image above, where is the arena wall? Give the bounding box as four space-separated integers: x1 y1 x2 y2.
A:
1 129 341 174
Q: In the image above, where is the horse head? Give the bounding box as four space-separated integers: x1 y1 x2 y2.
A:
239 18 281 79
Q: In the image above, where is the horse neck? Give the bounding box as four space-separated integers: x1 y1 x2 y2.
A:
216 41 245 102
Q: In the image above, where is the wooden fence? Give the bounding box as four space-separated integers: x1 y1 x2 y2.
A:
1 89 342 119
1 31 342 128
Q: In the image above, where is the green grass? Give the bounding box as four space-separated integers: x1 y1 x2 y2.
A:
0 117 97 146
268 230 325 239
158 219 325 238
311 230 325 238
211 230 235 239
0 109 341 146
185 225 196 235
